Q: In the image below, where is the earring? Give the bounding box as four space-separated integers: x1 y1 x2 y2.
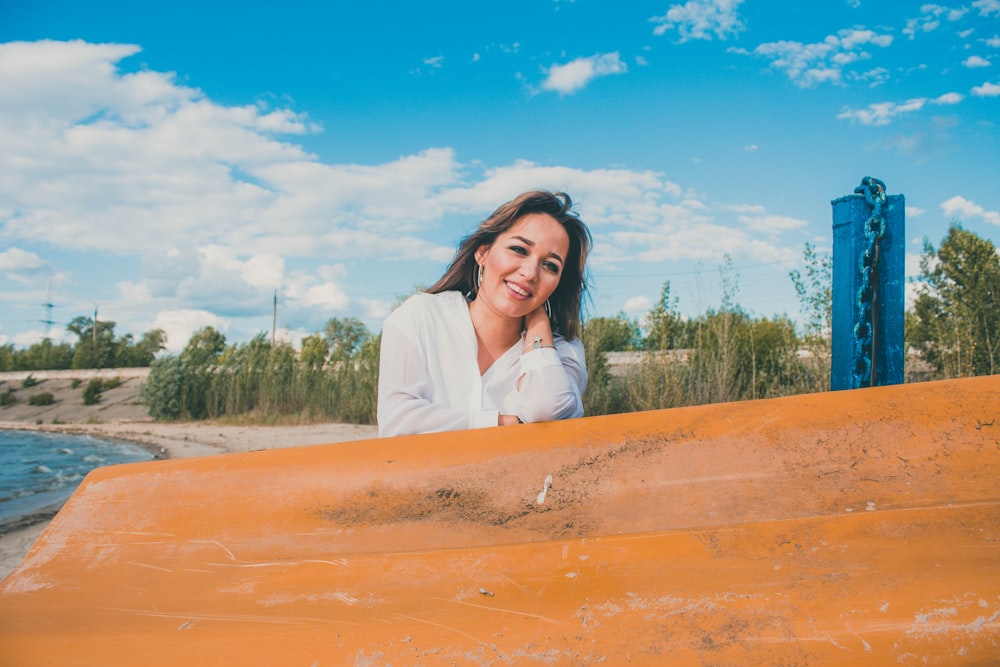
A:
544 299 552 319
477 264 484 290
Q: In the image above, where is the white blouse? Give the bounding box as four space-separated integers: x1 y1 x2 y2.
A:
377 290 587 437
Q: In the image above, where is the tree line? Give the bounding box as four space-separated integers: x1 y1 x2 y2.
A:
4 225 997 424
0 316 166 371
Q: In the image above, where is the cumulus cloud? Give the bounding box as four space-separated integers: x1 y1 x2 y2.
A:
540 52 627 95
741 28 893 88
623 295 652 313
941 195 1000 225
904 4 969 39
974 0 1000 17
972 81 1000 96
852 66 890 87
837 91 963 126
964 55 992 68
0 247 46 279
651 0 745 42
0 39 811 348
150 309 230 353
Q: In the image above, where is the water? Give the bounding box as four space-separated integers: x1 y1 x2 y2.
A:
0 430 155 529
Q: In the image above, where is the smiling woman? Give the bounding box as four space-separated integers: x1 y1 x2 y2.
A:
377 191 592 437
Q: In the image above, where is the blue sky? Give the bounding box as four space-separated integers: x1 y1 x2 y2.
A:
1 0 998 352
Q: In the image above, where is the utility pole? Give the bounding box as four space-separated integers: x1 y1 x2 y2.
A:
40 280 56 340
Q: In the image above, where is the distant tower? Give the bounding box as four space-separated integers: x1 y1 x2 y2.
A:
40 280 56 340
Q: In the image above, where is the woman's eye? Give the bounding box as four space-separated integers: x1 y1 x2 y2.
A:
544 261 561 274
509 245 528 255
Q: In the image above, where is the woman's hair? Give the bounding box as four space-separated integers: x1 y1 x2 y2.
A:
427 190 592 340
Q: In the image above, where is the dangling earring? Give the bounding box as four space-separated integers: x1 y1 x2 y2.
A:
477 264 484 290
544 299 552 319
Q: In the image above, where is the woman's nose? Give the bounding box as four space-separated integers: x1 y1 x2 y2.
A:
518 260 538 281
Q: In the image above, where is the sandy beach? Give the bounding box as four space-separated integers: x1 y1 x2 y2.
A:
0 370 378 580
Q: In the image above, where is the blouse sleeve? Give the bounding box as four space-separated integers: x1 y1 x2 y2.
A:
377 319 499 438
510 337 588 424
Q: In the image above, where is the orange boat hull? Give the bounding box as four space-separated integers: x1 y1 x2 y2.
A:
2 376 998 665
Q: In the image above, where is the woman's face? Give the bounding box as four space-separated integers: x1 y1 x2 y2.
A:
475 213 570 322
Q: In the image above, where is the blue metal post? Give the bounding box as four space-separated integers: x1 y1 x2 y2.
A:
831 180 905 391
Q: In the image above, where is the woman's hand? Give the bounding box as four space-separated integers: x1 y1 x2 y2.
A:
524 306 552 336
499 414 521 426
523 304 554 348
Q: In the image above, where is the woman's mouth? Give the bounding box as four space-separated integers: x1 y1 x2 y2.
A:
505 280 532 299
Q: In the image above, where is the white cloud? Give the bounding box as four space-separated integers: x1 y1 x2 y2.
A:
837 91 963 126
838 98 925 126
745 28 893 88
737 214 808 234
722 203 765 214
0 247 46 277
972 81 1000 96
934 92 964 104
117 279 153 304
744 144 759 152
852 66 890 87
651 0 745 42
0 42 316 256
284 264 350 311
623 295 652 313
906 206 926 218
150 309 230 353
0 39 815 348
974 0 1000 17
964 55 992 68
904 4 969 39
540 52 627 95
941 195 1000 225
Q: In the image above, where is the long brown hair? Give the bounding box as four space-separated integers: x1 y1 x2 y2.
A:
427 190 591 340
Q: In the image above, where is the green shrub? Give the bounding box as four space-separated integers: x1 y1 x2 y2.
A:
70 379 83 389
102 376 122 390
21 374 40 388
28 392 55 406
82 378 104 405
141 357 184 420
0 388 16 407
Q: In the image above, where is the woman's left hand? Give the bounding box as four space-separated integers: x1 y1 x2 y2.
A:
523 304 553 343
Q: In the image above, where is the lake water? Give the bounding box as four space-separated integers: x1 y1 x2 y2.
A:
0 429 155 529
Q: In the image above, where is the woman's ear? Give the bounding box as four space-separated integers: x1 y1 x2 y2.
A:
475 245 489 265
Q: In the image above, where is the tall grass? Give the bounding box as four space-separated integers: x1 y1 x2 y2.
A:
142 310 835 425
584 311 830 415
142 333 381 424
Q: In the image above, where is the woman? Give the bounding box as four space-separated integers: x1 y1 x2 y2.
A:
377 190 592 437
